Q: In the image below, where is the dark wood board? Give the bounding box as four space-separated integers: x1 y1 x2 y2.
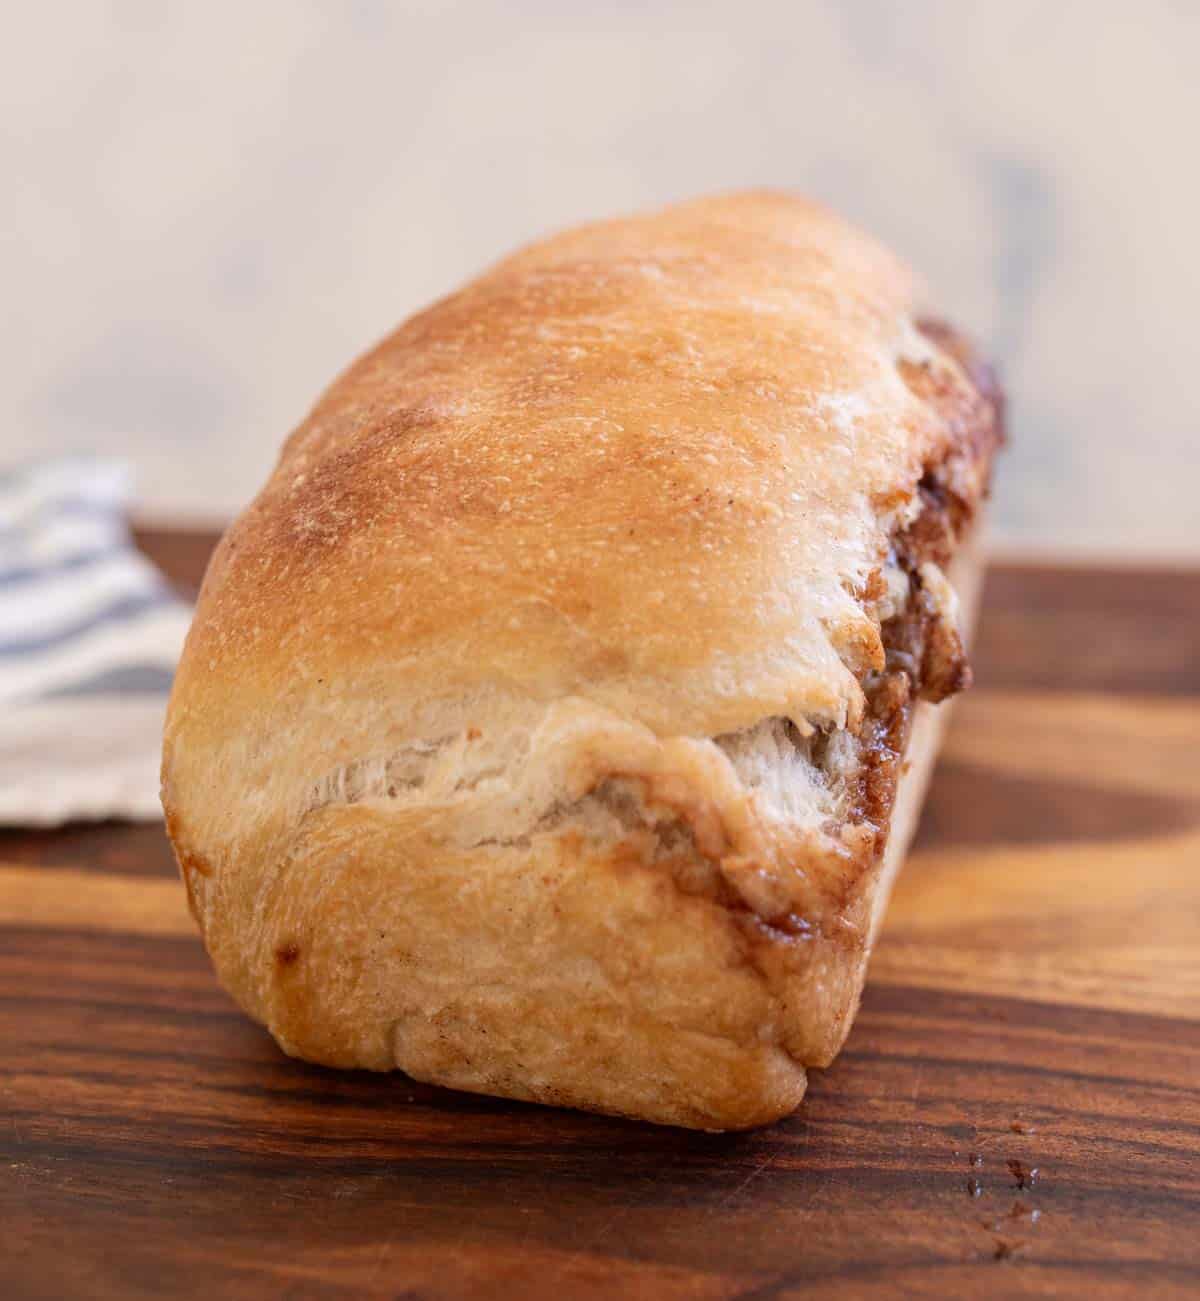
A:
2 530 1197 1299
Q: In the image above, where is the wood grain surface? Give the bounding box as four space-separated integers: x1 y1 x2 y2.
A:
2 530 1197 1300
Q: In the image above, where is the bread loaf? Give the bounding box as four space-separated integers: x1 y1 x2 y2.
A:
163 192 1003 1129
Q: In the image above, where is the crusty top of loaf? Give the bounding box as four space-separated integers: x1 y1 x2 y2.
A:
164 192 988 884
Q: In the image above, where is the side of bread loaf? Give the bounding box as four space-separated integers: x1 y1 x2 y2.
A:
163 192 1002 1129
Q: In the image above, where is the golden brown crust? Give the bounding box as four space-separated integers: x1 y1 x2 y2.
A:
163 191 1001 1129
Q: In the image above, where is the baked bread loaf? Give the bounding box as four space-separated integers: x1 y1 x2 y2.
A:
162 192 1003 1130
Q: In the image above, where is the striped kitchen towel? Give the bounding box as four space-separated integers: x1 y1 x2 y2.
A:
0 458 193 825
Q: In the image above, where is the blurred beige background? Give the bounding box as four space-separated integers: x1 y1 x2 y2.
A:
5 0 1198 557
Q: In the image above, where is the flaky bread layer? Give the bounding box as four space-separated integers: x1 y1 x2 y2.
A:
170 531 984 1132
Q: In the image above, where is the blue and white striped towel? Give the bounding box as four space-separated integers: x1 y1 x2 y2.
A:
0 459 193 825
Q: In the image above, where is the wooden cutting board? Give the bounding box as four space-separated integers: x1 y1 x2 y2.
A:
2 533 1197 1300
